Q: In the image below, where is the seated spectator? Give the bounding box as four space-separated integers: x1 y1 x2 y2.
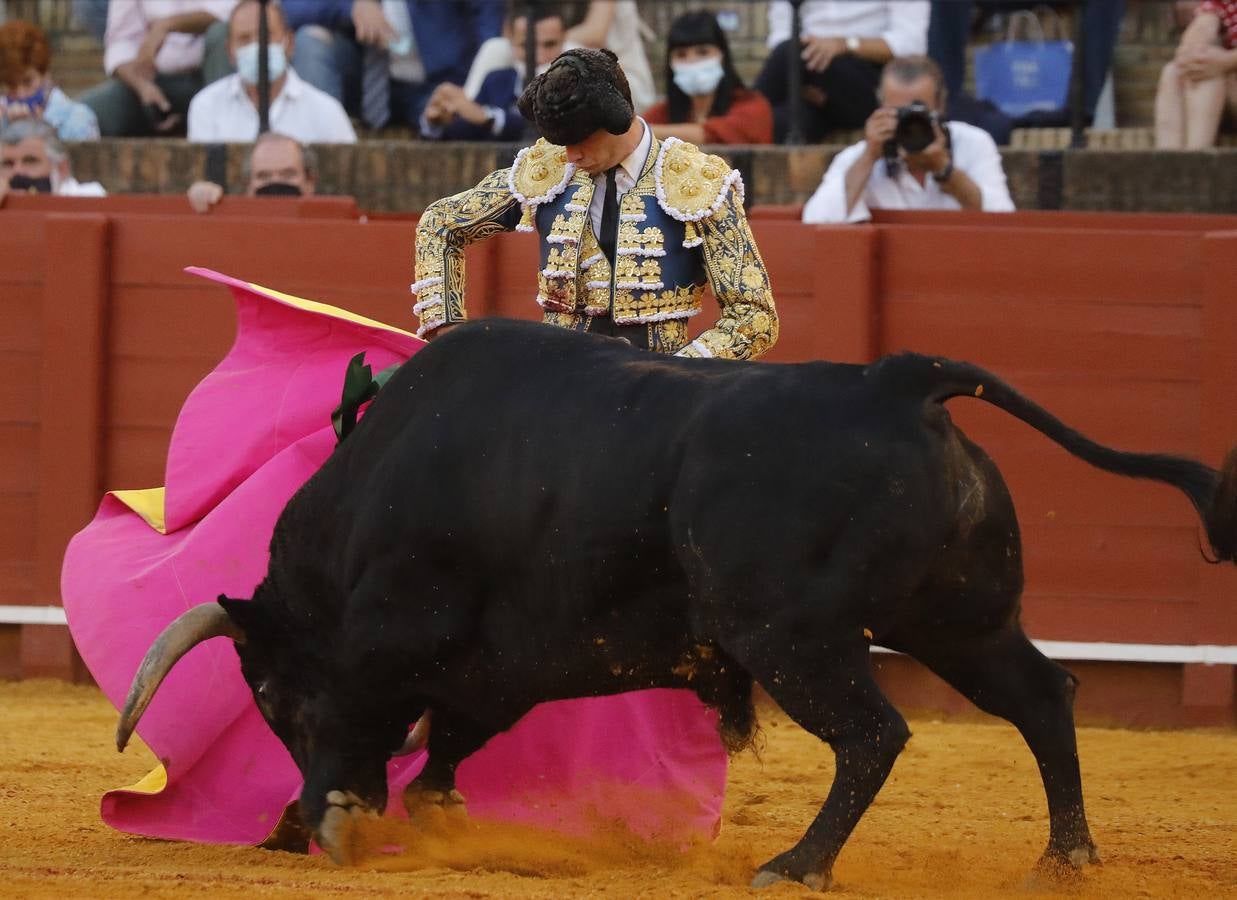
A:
1155 0 1237 148
0 118 106 204
188 0 355 143
186 129 315 212
802 56 1013 223
420 3 564 141
642 10 773 145
80 0 235 137
928 1 1124 132
756 0 929 143
285 0 502 131
0 20 100 140
563 0 655 113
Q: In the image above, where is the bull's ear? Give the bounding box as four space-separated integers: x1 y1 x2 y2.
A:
216 595 267 642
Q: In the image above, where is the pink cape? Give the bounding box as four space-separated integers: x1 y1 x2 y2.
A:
61 269 727 847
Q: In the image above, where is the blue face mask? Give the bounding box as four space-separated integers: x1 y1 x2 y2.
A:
235 41 289 85
3 83 49 118
671 57 725 97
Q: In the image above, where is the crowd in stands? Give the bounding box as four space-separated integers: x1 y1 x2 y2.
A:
0 1 1233 211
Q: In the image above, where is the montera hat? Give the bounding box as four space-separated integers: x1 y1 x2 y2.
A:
518 48 634 146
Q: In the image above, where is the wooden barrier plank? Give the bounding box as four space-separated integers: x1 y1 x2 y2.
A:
0 423 38 493
0 287 42 354
0 353 39 425
26 214 110 677
1022 595 1202 644
879 227 1202 308
103 426 181 492
871 209 1237 231
0 492 36 603
1198 232 1237 648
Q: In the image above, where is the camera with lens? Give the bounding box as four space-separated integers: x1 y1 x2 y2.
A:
883 101 941 174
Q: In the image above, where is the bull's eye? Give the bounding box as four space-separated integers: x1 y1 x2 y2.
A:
255 681 269 700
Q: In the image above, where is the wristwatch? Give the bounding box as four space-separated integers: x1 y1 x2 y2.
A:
845 35 861 53
932 160 955 184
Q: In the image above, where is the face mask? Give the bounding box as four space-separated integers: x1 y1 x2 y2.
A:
2 83 49 119
254 181 302 196
8 173 53 193
236 41 288 85
672 57 724 97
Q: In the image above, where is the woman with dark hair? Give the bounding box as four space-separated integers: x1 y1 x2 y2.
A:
642 10 773 144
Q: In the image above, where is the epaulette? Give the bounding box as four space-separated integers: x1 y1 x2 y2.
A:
508 138 577 232
653 137 745 247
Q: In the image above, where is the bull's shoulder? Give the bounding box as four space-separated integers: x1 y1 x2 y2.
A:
509 138 576 206
653 137 742 223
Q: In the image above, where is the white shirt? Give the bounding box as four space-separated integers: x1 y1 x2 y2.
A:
57 177 107 197
187 69 357 144
382 0 426 84
802 121 1015 224
104 0 238 75
587 117 652 239
766 0 928 57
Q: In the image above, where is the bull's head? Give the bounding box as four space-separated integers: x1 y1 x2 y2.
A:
115 595 411 862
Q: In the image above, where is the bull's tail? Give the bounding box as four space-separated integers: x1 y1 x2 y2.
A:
877 354 1237 563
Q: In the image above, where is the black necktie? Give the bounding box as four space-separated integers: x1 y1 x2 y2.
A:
599 165 620 265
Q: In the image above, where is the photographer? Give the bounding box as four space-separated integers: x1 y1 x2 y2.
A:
802 56 1013 224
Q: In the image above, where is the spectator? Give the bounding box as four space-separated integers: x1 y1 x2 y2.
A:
928 1 1125 130
802 56 1013 223
188 0 355 143
420 3 564 141
1155 0 1237 148
0 118 106 204
0 20 100 140
186 129 315 212
80 0 236 137
642 10 772 145
285 0 502 131
563 0 655 113
756 0 929 143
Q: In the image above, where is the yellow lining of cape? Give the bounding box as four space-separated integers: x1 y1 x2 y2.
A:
120 763 169 795
109 487 167 534
251 282 416 338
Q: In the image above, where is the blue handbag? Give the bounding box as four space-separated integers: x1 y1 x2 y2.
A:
973 9 1074 120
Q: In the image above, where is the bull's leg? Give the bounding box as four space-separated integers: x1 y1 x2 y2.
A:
903 626 1099 875
402 710 497 819
737 641 911 890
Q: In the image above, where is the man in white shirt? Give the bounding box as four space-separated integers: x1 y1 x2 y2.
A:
80 0 238 136
0 119 107 204
756 0 929 143
188 0 356 143
802 56 1014 224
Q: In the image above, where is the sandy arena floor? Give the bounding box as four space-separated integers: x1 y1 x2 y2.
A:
1 680 1234 898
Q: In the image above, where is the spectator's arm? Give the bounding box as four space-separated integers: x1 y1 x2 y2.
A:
103 0 148 74
282 0 356 31
566 0 618 48
802 144 870 224
953 126 1014 212
187 180 224 214
880 1 929 57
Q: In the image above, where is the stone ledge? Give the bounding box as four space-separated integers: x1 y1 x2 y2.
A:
62 139 1237 215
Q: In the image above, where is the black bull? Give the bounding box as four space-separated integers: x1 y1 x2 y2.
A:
117 319 1237 890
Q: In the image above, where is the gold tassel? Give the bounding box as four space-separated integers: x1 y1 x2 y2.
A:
519 204 534 231
683 220 700 247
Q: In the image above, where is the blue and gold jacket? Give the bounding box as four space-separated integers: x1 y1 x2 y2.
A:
412 135 778 360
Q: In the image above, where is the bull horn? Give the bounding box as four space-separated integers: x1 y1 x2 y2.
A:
116 603 246 752
393 711 432 757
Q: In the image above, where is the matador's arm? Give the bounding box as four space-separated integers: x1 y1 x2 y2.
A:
412 169 522 338
676 190 779 360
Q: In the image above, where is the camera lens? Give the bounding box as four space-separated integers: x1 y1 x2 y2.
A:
895 104 935 154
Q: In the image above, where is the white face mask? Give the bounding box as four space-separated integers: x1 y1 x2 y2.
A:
672 56 724 97
235 41 289 85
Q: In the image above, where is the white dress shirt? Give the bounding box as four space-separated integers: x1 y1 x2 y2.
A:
187 68 357 144
802 121 1015 224
586 117 651 239
56 177 108 197
104 0 238 75
766 0 929 57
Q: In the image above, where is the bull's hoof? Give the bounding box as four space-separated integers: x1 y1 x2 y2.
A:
1023 843 1101 889
402 784 467 825
751 868 832 892
317 790 378 866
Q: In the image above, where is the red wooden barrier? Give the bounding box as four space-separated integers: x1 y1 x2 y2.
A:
0 201 1232 724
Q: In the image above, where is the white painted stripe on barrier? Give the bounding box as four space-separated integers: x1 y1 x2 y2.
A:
0 605 68 625
872 640 1237 665
0 606 1232 664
